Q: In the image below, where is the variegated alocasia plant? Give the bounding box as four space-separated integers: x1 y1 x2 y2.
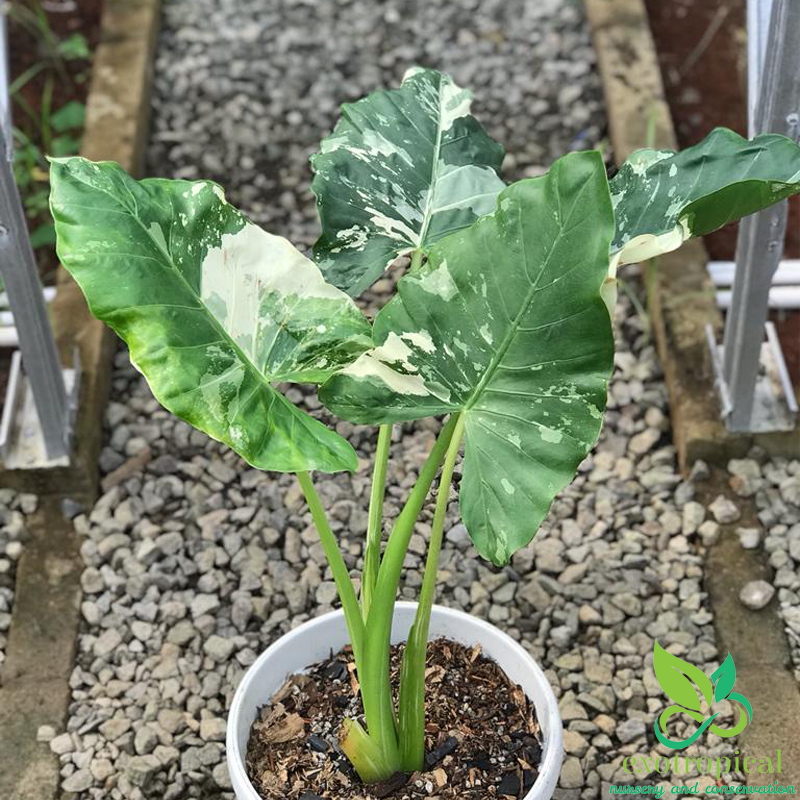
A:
50 67 800 785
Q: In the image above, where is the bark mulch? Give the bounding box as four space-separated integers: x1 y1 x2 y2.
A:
246 638 543 800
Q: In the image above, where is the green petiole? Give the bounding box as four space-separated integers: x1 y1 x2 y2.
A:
357 415 460 774
296 471 365 675
397 413 465 770
340 718 397 784
362 423 392 621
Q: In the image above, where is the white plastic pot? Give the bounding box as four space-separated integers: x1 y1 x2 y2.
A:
227 602 564 800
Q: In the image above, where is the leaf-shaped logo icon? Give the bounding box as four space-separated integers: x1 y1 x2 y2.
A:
653 641 714 711
711 652 736 703
653 643 752 749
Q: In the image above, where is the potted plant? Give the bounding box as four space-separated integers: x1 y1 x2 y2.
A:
50 68 800 800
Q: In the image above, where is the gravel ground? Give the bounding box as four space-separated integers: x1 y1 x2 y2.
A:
147 0 604 250
0 490 37 666
42 0 757 797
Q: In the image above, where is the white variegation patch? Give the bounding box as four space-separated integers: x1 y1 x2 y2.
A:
615 219 691 265
539 427 563 444
331 225 370 253
624 148 674 177
401 330 435 353
427 163 505 219
200 223 357 365
361 129 415 166
365 208 419 246
402 66 426 82
608 217 692 282
403 67 473 133
416 260 458 300
148 222 168 252
600 277 618 318
340 354 430 397
339 328 450 399
378 332 416 370
439 77 472 131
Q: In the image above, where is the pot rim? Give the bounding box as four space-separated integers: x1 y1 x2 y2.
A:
227 602 563 799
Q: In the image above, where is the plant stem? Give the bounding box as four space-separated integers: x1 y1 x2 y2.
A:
340 718 397 784
296 471 365 672
410 248 424 272
358 415 460 773
362 423 392 621
397 414 465 770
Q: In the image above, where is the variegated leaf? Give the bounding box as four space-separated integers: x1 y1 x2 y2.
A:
311 67 505 297
320 152 615 564
50 157 371 473
610 127 800 271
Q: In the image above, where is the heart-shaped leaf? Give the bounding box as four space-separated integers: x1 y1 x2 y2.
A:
610 128 800 270
320 151 615 564
311 67 505 297
653 641 714 712
50 157 371 473
711 652 736 703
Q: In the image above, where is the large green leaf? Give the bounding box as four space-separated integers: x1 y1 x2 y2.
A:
610 127 800 270
311 67 505 297
50 157 371 473
320 152 615 564
653 641 713 712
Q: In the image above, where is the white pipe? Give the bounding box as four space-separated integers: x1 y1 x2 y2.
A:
0 286 56 309
0 327 18 347
708 259 800 286
0 286 57 343
717 286 800 310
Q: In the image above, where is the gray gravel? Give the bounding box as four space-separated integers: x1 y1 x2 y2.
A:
0 489 37 666
739 579 774 611
46 0 757 797
147 0 604 250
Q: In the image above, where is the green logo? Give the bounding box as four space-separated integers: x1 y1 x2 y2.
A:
653 641 753 749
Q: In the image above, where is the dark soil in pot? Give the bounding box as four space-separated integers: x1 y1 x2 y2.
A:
246 638 543 800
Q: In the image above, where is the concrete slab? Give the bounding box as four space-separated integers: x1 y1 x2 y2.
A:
0 500 82 800
80 0 160 171
703 478 800 787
